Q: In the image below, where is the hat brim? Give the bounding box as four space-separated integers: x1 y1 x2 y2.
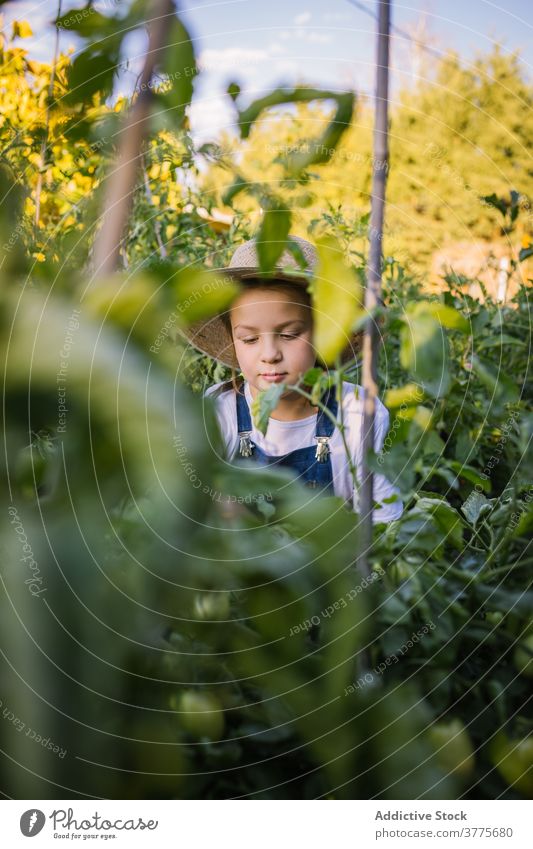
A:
219 266 313 284
176 267 362 370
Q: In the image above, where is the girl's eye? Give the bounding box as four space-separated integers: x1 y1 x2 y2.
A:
238 332 299 344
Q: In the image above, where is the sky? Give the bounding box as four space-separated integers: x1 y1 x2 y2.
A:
1 0 531 144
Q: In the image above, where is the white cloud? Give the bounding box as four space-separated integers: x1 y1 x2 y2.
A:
322 12 352 22
188 91 236 147
305 31 333 44
294 12 311 25
273 58 299 74
276 28 333 46
267 42 286 54
197 47 268 74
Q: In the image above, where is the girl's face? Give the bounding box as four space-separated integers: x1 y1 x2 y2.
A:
229 286 316 397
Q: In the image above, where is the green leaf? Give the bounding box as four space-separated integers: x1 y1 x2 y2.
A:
461 490 490 525
368 444 414 494
64 42 122 105
476 333 523 350
56 0 146 37
234 87 354 176
480 193 508 218
227 81 240 102
302 367 324 386
513 502 533 538
518 245 533 263
285 237 309 269
157 17 196 127
251 384 286 434
384 382 425 409
310 372 335 405
369 405 434 495
400 309 450 398
419 302 469 333
311 236 364 365
277 494 359 554
470 355 519 414
221 175 248 206
448 461 491 492
476 585 533 618
416 496 465 549
174 268 240 323
56 7 113 37
256 206 292 274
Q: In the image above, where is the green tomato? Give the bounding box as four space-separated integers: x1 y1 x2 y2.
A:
490 732 533 797
428 718 475 779
193 592 231 621
513 633 533 679
486 611 504 626
172 691 225 741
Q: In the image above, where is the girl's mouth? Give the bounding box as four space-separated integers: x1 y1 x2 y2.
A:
260 373 287 383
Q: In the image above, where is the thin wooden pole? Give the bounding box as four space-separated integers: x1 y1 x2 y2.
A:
92 0 176 277
358 0 391 577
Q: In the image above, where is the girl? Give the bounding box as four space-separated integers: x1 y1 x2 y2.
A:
183 235 402 522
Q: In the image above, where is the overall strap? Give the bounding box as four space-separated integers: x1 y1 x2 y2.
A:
209 378 242 399
236 385 254 457
314 388 338 463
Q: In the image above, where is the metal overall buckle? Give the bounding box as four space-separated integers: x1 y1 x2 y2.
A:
314 436 331 464
239 431 254 458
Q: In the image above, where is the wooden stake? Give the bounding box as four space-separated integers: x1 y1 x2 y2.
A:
92 0 176 277
358 0 391 577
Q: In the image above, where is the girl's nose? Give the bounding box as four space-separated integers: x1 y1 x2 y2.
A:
260 333 282 362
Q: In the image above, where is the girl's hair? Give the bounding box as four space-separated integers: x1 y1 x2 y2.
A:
219 279 314 395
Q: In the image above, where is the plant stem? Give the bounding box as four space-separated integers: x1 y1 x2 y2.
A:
484 558 533 579
141 154 168 259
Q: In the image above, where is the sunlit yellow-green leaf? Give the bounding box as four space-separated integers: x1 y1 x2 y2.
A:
384 382 426 409
83 272 158 327
412 405 433 432
173 268 240 323
411 301 469 333
310 236 364 365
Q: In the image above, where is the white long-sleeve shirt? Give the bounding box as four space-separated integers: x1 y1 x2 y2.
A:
204 380 403 523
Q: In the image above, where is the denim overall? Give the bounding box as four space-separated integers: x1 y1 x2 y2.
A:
235 386 338 492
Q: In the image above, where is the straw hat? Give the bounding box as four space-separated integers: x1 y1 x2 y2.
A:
180 235 361 370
